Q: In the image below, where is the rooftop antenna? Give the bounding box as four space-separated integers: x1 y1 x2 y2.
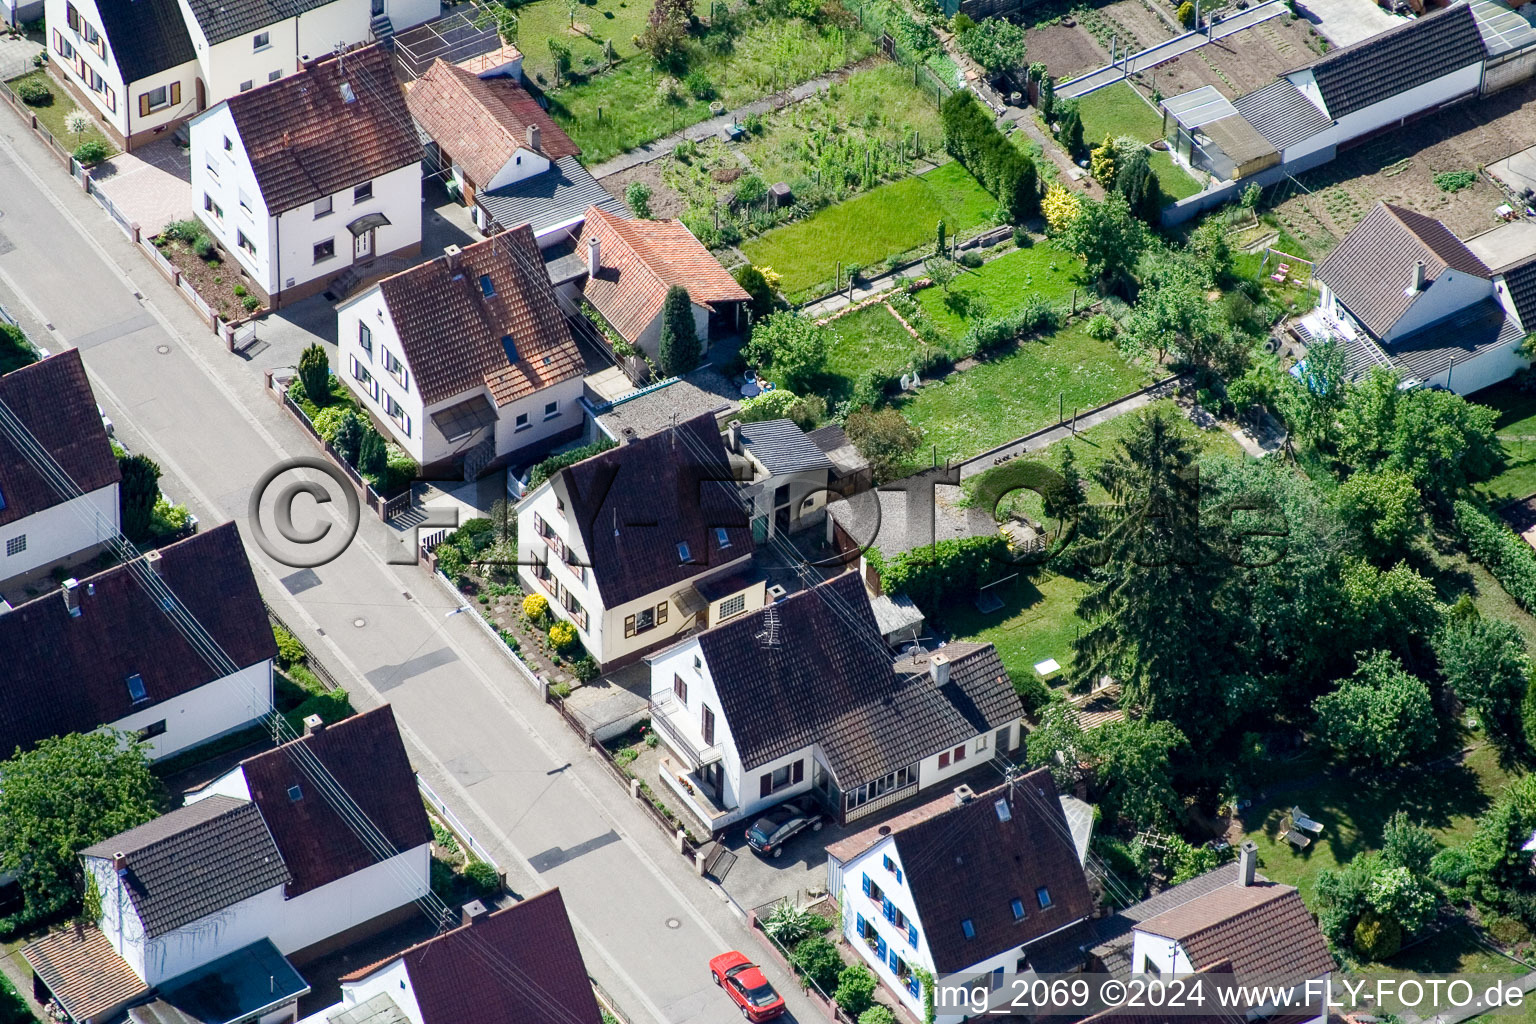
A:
756 605 780 649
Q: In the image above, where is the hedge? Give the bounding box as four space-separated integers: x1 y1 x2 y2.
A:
962 296 1064 356
1454 499 1536 611
528 438 617 487
941 91 1038 223
876 535 1011 609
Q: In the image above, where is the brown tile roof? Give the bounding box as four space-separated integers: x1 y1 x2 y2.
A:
376 225 585 407
0 348 119 528
22 925 149 1022
405 60 579 189
238 706 432 897
826 787 964 863
341 890 602 1024
1316 202 1490 339
225 45 419 215
889 772 1095 974
577 206 750 343
1135 880 1335 980
0 522 277 757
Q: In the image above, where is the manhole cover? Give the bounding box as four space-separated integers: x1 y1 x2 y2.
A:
353 618 366 628
665 918 681 929
156 344 170 354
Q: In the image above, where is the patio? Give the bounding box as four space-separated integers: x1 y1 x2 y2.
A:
89 137 191 235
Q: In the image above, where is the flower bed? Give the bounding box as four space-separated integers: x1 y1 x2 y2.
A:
152 220 264 321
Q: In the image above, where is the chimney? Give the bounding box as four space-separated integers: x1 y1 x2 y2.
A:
443 243 462 271
461 899 488 928
727 419 743 453
526 123 541 153
1238 840 1258 887
302 714 325 737
62 578 81 618
144 550 163 577
1410 259 1425 293
586 234 600 279
621 426 638 445
953 784 975 807
113 852 127 877
929 652 950 686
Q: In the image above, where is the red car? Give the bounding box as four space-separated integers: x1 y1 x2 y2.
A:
709 950 787 1021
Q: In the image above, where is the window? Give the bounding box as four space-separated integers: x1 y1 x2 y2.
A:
358 322 372 358
138 720 167 740
203 193 223 221
715 526 730 549
4 535 24 556
313 238 335 263
995 725 1011 751
693 654 702 671
701 704 714 745
52 30 75 60
953 744 966 763
237 230 256 257
65 3 79 32
627 607 656 637
544 400 559 419
677 541 691 564
515 412 529 431
253 31 270 50
844 764 917 810
350 357 378 400
268 69 281 82
382 347 406 388
994 798 1012 822
758 760 803 797
125 673 148 703
961 919 976 940
501 334 518 362
718 593 746 620
223 136 232 152
314 195 333 218
239 80 253 92
238 189 253 214
673 673 688 705
384 393 411 436
1011 898 1026 921
883 854 901 880
287 785 303 801
938 751 950 769
354 181 373 202
479 274 495 297
143 85 168 111
1036 887 1052 908
991 968 1005 992
977 733 989 752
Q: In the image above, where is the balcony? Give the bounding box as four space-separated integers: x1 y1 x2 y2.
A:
648 695 722 771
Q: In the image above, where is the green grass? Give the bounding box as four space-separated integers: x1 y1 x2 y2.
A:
1076 82 1200 201
915 241 1085 340
821 303 927 386
1151 149 1203 200
895 320 1148 463
0 963 34 1024
742 162 995 300
1470 379 1536 506
516 0 649 86
943 568 1091 682
5 69 116 158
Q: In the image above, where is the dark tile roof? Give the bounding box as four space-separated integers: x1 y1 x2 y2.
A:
1231 80 1333 151
96 0 197 83
375 225 584 407
479 157 629 238
1086 862 1249 975
1075 961 1316 1024
1315 202 1490 339
238 706 432 897
1384 296 1522 382
1135 879 1335 980
21 925 148 1023
182 0 340 45
885 773 1094 974
1297 4 1486 119
1501 258 1536 331
342 890 602 1024
81 795 290 937
405 60 580 189
555 412 753 607
696 575 1022 783
0 349 120 529
225 45 419 215
0 523 277 758
737 419 834 476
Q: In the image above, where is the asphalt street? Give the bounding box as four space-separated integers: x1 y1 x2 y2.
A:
0 119 818 1024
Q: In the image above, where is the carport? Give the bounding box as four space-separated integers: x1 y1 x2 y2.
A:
1161 86 1279 182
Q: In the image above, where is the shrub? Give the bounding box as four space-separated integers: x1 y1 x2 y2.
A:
572 655 600 682
626 181 653 218
436 544 467 583
1014 671 1051 717
790 937 842 991
191 233 216 259
241 295 261 312
734 174 769 207
1042 183 1080 233
1455 500 1536 613
958 250 984 269
298 344 331 406
118 453 162 543
1353 910 1402 960
909 346 952 379
1434 170 1477 193
734 264 776 317
1086 312 1117 340
73 139 108 165
1177 0 1195 25
845 406 920 482
1241 182 1262 208
549 620 577 651
658 285 701 377
762 901 831 944
165 219 203 244
523 593 549 622
463 859 501 895
859 1008 898 1024
233 284 247 297
528 438 617 487
683 69 715 99
273 625 307 669
0 322 37 375
834 965 877 1018
14 78 50 105
357 427 386 482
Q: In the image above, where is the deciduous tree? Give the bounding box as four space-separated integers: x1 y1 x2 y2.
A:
1312 650 1436 768
1433 615 1529 755
1058 192 1147 293
742 311 827 392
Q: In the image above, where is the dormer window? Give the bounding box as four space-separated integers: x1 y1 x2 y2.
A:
479 274 495 298
677 541 691 563
288 785 303 801
1037 886 1052 908
125 673 148 703
715 527 730 548
502 334 518 362
995 798 1011 821
339 81 355 103
961 919 975 940
1011 898 1026 921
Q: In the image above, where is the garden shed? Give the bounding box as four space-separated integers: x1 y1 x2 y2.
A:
1161 86 1278 182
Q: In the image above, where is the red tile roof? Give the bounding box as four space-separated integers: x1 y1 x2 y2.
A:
577 206 750 343
375 225 585 407
340 890 602 1024
0 348 120 528
225 45 420 215
238 706 432 897
22 925 149 1022
1135 880 1335 980
405 59 579 188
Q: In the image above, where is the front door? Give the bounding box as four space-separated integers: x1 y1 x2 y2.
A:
195 78 205 112
354 229 373 262
372 0 384 13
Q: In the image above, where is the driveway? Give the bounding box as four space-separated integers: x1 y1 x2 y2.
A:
90 137 191 235
1294 0 1404 46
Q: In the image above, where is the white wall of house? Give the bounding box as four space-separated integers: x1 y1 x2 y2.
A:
1288 65 1483 147
839 837 931 1021
488 375 585 460
916 722 1017 791
107 659 273 761
1380 271 1492 343
271 162 421 296
381 0 438 30
270 844 430 956
337 289 427 462
628 301 711 362
186 763 252 804
296 957 425 1024
1131 929 1199 978
1424 340 1527 395
0 484 118 587
1280 127 1335 168
188 103 271 284
179 0 370 103
483 146 551 192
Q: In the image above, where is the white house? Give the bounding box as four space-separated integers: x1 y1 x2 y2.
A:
188 44 422 308
724 418 834 542
44 0 438 152
335 225 587 478
0 349 120 590
516 412 760 668
297 890 603 1024
0 522 276 761
1299 202 1530 395
824 773 1095 1023
645 572 1025 832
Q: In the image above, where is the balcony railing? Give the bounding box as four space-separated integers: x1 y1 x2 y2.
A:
648 695 722 770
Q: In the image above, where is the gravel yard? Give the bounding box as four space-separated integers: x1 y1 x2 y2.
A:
1122 10 1328 98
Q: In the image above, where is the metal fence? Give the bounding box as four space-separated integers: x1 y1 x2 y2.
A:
264 601 345 693
417 772 503 876
848 0 955 109
86 176 133 239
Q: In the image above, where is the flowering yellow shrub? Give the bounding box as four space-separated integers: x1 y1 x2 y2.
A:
1042 184 1081 234
522 593 548 621
548 620 577 650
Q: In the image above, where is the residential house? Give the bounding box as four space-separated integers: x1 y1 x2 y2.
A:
45 0 437 152
824 773 1095 1023
575 206 750 367
1076 962 1322 1024
0 349 121 589
0 522 275 760
1297 201 1531 394
404 58 627 245
723 418 834 542
516 412 759 668
589 370 740 447
298 890 603 1024
188 44 422 308
645 572 1025 832
336 225 587 478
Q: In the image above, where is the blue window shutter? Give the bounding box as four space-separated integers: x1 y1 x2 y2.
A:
896 867 903 884
876 935 887 959
883 899 896 923
863 874 872 897
857 913 867 936
909 974 922 997
908 922 918 945
889 948 900 972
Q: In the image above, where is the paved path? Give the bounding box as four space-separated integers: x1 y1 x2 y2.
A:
1057 0 1290 98
1295 0 1404 46
0 112 824 1024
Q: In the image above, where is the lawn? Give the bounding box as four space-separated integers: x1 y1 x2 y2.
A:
742 162 995 300
896 320 1149 463
1469 379 1536 506
942 568 1091 683
515 0 649 87
1076 82 1201 202
915 241 1086 341
820 302 927 391
5 69 116 158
